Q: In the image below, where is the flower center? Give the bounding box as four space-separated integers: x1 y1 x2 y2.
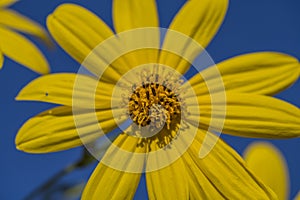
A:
128 83 181 131
112 65 193 150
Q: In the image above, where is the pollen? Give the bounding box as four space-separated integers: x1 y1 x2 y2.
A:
128 83 181 131
113 67 191 150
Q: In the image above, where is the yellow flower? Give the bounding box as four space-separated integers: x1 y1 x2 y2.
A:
244 142 300 200
16 0 300 199
0 0 49 73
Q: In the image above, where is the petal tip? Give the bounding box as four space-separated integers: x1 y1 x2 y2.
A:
15 143 23 152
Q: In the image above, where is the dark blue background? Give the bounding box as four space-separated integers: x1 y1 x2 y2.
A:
0 0 299 199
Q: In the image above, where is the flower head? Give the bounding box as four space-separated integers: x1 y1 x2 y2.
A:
16 0 300 199
0 0 49 73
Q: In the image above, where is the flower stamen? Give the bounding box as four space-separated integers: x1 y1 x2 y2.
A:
128 82 181 131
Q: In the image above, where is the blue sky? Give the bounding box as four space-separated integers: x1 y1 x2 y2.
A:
0 0 300 199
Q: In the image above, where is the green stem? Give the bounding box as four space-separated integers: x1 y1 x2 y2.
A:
23 163 77 200
23 149 96 200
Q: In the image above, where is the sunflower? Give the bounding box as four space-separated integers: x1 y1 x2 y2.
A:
0 0 49 73
16 0 300 199
244 142 300 200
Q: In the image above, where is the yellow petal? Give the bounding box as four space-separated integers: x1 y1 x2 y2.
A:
82 134 144 199
0 26 49 74
99 131 147 173
0 9 51 44
169 0 228 48
295 191 300 200
82 163 140 200
185 130 277 199
47 3 113 63
187 93 300 138
16 73 114 109
146 158 189 200
159 0 228 74
113 0 160 75
47 4 125 83
16 106 117 153
244 142 289 200
182 152 225 199
0 0 17 7
0 51 3 69
189 52 300 96
48 4 161 83
113 0 158 32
